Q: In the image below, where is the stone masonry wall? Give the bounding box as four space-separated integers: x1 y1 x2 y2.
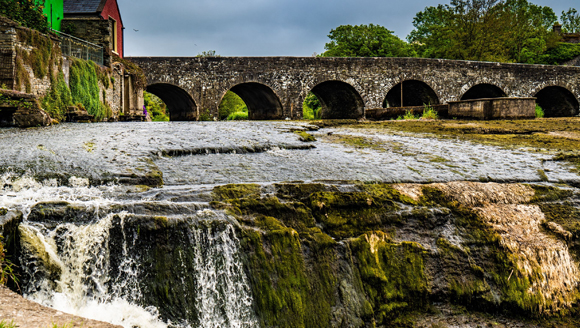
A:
0 17 16 89
129 56 580 120
0 16 141 122
62 17 113 67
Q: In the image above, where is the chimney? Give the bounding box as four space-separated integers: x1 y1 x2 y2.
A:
553 23 562 34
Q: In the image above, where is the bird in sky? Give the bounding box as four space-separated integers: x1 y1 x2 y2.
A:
133 29 139 32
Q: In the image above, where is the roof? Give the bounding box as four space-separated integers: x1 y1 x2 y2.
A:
63 0 107 14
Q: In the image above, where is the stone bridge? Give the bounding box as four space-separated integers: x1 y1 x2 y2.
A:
127 56 580 120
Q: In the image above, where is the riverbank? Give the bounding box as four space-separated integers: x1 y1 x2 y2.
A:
0 286 119 328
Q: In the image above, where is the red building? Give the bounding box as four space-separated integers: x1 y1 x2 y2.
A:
63 0 124 62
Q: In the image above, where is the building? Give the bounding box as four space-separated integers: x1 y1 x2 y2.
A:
62 0 124 66
36 0 64 31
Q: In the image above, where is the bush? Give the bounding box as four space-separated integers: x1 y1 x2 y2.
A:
421 104 438 119
535 104 545 118
0 0 48 33
227 111 249 120
219 91 247 120
302 92 321 120
400 110 419 120
144 91 169 121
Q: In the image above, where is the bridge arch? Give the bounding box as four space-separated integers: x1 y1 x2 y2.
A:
461 83 506 100
223 82 283 120
534 86 579 117
146 83 197 121
308 80 364 119
383 80 440 108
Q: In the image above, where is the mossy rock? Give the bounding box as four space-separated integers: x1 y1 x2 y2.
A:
212 183 261 201
309 191 400 238
294 131 317 142
350 232 429 324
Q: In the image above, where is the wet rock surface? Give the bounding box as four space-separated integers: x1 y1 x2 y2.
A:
2 121 580 327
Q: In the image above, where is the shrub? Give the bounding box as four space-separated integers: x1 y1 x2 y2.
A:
535 104 545 118
302 92 321 120
0 0 48 33
403 110 419 120
227 111 249 120
421 103 438 119
144 91 169 121
219 91 247 120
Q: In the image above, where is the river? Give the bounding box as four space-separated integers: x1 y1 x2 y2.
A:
1 121 579 327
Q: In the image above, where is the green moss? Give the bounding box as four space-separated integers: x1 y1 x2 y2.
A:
212 184 261 201
41 72 73 121
537 169 549 182
527 184 573 203
70 59 110 121
240 216 336 328
294 131 317 142
0 208 6 216
350 232 429 324
275 183 328 202
309 191 395 238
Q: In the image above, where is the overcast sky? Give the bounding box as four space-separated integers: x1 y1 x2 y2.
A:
119 0 577 57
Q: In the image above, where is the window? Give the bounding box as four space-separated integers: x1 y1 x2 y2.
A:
110 17 118 54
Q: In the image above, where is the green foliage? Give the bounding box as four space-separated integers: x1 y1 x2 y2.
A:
408 0 559 63
561 8 580 33
42 72 72 121
322 24 415 57
144 91 169 121
196 50 220 57
421 104 438 119
302 92 321 120
0 320 16 328
532 42 580 65
199 108 212 121
0 236 18 287
402 110 420 120
0 0 48 33
350 233 429 324
219 91 247 120
535 104 545 118
69 59 109 121
227 111 248 120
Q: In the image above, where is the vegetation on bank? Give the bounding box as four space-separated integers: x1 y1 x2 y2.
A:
321 1 580 65
0 0 47 33
144 92 169 121
219 91 248 120
207 181 580 326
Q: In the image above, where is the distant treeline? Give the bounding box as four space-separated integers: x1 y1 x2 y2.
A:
321 0 580 65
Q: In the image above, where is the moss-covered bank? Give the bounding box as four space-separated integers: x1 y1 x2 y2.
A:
211 182 580 327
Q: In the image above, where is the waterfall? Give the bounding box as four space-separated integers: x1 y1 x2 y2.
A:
18 208 258 328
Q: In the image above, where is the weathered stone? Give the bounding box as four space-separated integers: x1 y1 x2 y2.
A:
128 56 580 120
12 104 52 127
65 105 94 122
448 97 536 120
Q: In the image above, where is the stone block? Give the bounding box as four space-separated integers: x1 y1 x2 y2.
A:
448 97 536 120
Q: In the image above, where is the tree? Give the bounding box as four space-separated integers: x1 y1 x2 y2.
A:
218 91 247 120
408 0 557 63
321 24 415 57
144 91 169 121
561 8 580 33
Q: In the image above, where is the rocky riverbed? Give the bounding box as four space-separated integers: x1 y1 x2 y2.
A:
2 119 580 328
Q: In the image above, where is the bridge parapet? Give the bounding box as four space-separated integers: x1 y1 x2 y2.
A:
127 56 580 120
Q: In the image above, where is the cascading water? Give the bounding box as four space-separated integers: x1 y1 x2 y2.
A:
3 173 258 328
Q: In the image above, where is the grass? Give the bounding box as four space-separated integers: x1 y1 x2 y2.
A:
0 321 16 328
